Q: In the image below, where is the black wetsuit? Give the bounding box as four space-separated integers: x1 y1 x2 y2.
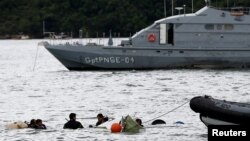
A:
35 124 47 129
96 117 109 126
28 123 46 129
64 120 83 129
28 124 36 128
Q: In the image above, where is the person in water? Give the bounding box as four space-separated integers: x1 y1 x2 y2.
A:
35 119 47 129
151 119 166 125
96 113 109 126
64 113 84 129
28 119 36 128
135 118 143 127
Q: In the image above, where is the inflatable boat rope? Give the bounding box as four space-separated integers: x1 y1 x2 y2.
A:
143 100 189 124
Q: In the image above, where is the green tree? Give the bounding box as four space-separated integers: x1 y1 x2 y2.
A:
0 0 250 38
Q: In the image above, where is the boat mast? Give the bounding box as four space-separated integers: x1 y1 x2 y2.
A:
192 0 194 13
164 0 167 17
205 0 211 6
172 0 174 16
42 20 55 38
43 21 45 35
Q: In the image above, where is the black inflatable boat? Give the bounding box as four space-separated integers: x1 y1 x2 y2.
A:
190 96 250 126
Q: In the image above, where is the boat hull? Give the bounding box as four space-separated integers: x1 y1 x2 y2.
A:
200 115 237 126
190 96 250 126
45 44 250 70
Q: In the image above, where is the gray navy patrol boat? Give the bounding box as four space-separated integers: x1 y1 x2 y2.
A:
42 5 250 70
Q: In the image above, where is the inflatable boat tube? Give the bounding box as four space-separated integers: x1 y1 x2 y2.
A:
190 96 250 125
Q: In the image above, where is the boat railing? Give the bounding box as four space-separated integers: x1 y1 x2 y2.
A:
42 38 128 47
217 7 250 15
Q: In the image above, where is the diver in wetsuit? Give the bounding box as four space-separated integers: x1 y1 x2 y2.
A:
63 113 84 129
35 119 47 129
96 113 109 126
28 119 36 128
136 118 144 127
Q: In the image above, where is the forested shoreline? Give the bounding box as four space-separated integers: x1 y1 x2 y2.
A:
0 0 249 38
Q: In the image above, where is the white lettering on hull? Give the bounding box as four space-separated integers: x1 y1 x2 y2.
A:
84 57 135 64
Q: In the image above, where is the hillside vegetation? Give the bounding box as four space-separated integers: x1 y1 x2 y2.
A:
0 0 249 38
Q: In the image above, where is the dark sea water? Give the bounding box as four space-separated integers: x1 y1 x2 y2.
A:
0 40 250 141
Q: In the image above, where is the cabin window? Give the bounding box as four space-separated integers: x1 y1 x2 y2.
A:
160 24 167 44
217 25 223 30
224 24 234 30
205 24 214 30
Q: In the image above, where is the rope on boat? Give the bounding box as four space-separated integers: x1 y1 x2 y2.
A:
143 100 190 124
32 46 39 71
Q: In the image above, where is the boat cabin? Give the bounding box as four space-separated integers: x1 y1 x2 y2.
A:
130 6 250 48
